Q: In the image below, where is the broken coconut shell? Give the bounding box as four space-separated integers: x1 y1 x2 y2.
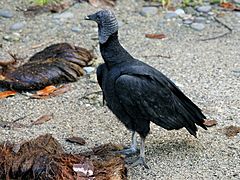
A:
0 43 94 91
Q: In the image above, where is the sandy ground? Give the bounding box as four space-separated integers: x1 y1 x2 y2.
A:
0 0 240 179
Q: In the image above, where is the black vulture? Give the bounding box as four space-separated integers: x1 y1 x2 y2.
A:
85 10 207 168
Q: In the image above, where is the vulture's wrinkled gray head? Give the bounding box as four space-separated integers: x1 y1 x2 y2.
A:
85 10 118 44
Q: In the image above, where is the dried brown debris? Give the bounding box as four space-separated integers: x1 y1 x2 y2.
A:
66 136 86 145
0 134 127 180
145 33 166 39
31 114 54 126
0 43 94 91
203 119 217 127
87 0 117 7
24 0 73 16
0 90 17 99
222 125 240 137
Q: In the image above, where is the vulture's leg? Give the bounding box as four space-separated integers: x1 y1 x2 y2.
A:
127 137 149 169
115 131 138 156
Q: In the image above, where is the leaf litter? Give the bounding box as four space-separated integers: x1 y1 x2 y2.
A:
222 125 240 137
31 114 54 126
145 33 166 39
66 136 86 145
0 134 127 179
203 119 218 127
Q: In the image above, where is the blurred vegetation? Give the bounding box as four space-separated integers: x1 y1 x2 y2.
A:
32 0 62 6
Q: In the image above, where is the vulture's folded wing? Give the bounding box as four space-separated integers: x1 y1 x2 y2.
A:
115 72 206 136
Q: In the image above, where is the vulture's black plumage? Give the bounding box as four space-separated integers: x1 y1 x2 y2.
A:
85 10 207 168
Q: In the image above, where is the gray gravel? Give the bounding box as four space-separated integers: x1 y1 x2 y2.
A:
0 0 240 179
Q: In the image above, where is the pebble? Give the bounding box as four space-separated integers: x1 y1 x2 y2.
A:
83 67 95 74
232 70 240 77
196 6 212 13
184 7 197 15
194 17 206 23
0 51 15 65
164 12 178 19
140 7 158 17
118 20 124 27
0 9 13 18
71 26 81 33
206 20 211 24
89 73 98 83
53 12 74 20
236 12 240 17
191 23 205 31
233 0 240 4
10 22 25 31
183 19 193 25
175 9 185 16
208 12 214 16
3 33 21 42
180 14 193 20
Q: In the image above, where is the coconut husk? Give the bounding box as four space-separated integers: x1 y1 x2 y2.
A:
0 134 127 180
0 43 94 91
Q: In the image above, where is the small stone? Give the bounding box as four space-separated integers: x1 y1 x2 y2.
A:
181 14 193 20
53 12 74 20
184 7 197 15
194 17 206 23
191 23 205 31
233 0 240 4
10 22 25 31
175 9 185 16
0 9 13 18
208 12 214 16
3 33 21 42
118 20 124 27
83 67 95 74
0 51 15 65
159 19 165 27
140 7 158 17
236 12 240 17
196 6 212 13
164 12 178 19
232 70 240 77
183 19 193 25
71 26 81 33
89 74 97 83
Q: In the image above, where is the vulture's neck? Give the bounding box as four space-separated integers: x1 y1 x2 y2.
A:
100 32 133 69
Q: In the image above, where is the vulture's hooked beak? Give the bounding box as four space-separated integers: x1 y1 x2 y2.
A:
84 14 97 21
